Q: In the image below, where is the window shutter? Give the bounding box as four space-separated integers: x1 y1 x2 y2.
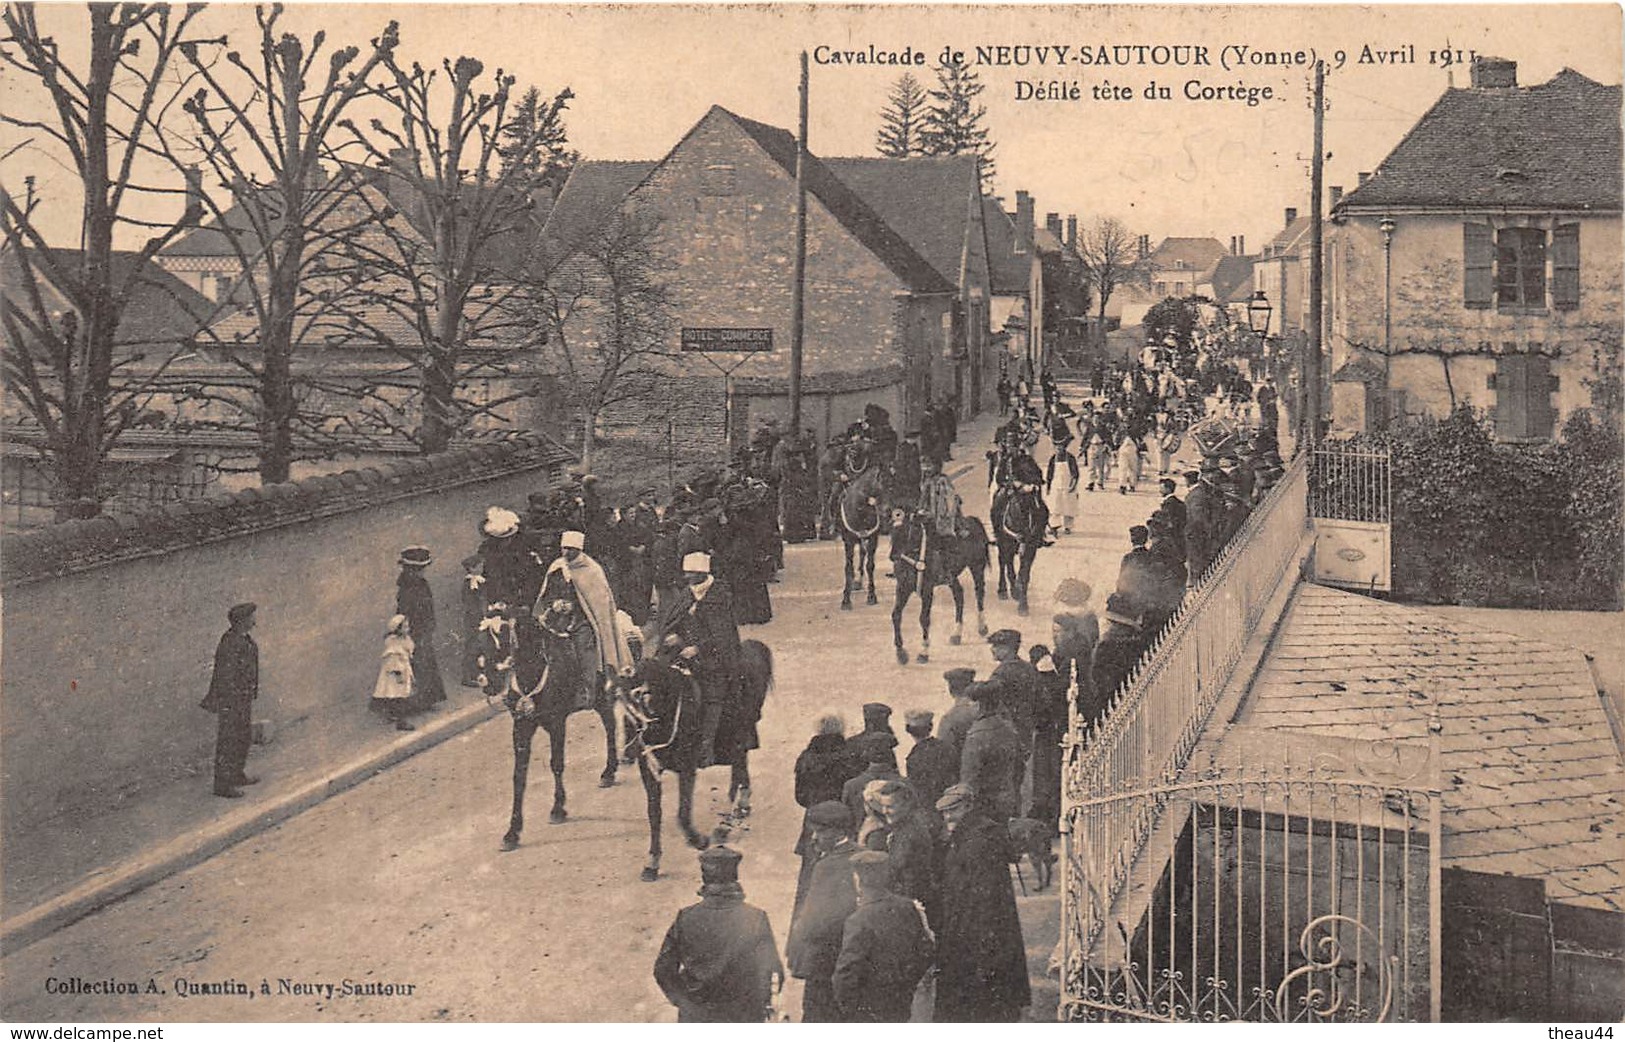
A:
1527 355 1556 439
1463 223 1494 308
1493 354 1528 440
1552 223 1580 309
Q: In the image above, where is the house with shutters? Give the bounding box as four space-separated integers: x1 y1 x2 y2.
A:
1326 57 1622 438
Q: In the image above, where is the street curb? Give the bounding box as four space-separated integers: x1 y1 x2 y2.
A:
0 697 504 955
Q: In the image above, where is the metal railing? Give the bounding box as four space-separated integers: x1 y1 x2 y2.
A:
1062 769 1442 1022
1310 444 1391 524
1061 453 1311 959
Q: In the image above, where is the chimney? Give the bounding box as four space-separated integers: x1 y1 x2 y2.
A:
1238 235 1245 256
183 166 204 226
1284 207 1298 227
1045 212 1063 240
387 147 419 180
1357 172 1372 186
1066 214 1077 251
1229 236 1238 255
1138 234 1150 260
1015 191 1034 254
1329 185 1344 207
1471 56 1518 89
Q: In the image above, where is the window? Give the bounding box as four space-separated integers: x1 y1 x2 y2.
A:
1495 227 1546 308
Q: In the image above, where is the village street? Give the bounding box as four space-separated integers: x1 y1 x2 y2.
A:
0 389 1189 1023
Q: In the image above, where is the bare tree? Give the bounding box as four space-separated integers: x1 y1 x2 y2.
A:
162 6 399 483
535 207 674 468
1077 215 1151 343
0 3 210 519
334 55 573 452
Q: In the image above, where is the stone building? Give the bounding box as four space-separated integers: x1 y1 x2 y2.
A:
1327 58 1623 437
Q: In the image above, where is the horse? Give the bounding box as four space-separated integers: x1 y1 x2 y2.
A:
482 602 621 852
837 463 887 610
888 508 990 664
619 640 774 881
993 483 1047 616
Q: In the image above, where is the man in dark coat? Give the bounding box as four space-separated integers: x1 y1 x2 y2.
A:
1183 461 1228 588
653 551 744 768
396 546 446 709
877 781 941 930
833 851 934 1023
1114 525 1162 624
787 801 860 1022
845 701 898 774
1026 646 1070 826
957 681 1023 824
1090 593 1148 720
1155 477 1187 546
933 784 1031 1022
988 629 1039 765
776 429 820 544
892 431 925 506
654 846 783 1022
902 709 957 811
793 715 862 913
201 602 260 798
616 487 660 626
937 668 980 768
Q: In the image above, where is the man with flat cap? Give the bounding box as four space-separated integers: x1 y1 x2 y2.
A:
1183 459 1228 587
653 846 783 1022
787 800 860 1022
833 850 935 1022
201 602 261 798
845 701 898 773
902 709 956 811
957 681 1023 824
937 668 980 768
396 547 446 709
988 628 1040 767
933 783 1030 1022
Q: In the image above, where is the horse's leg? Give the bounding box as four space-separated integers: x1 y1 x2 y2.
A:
996 536 1011 599
597 699 618 788
865 534 879 605
973 561 989 635
730 758 752 819
948 576 965 645
638 754 662 882
1017 540 1038 617
841 536 854 610
892 573 912 665
677 769 708 850
548 720 569 823
501 715 538 851
916 581 933 663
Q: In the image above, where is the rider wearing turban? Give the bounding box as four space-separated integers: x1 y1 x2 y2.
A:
536 530 636 688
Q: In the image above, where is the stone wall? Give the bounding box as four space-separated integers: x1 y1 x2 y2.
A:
1 435 571 836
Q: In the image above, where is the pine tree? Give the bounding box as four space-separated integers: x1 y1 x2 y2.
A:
875 72 927 158
920 60 996 189
498 85 576 195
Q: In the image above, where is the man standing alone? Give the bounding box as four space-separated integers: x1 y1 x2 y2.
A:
200 602 260 798
653 846 783 1022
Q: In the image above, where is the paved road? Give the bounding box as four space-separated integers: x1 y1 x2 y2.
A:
1 395 1184 1023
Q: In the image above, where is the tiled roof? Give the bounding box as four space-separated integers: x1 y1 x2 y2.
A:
1263 215 1313 257
824 155 978 289
537 160 658 263
1149 236 1227 273
2 248 217 347
1337 69 1623 212
981 199 1029 295
722 108 955 294
1234 584 1625 911
1209 254 1256 303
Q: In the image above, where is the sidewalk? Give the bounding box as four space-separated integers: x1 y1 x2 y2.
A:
1 657 502 953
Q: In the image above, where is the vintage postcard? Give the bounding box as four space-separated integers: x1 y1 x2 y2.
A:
1 1 1620 1029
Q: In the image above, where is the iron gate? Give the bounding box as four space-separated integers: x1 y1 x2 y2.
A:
1310 444 1392 591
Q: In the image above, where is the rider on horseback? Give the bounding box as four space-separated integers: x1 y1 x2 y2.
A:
651 551 744 770
988 428 1052 543
535 530 636 705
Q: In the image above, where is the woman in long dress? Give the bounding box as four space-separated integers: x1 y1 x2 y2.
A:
370 614 417 732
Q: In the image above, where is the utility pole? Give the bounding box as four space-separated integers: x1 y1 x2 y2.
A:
788 51 809 436
1307 59 1326 446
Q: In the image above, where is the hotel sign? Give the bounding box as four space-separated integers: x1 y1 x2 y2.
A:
681 327 774 352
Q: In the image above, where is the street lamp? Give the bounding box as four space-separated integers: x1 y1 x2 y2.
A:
1379 217 1396 429
1246 289 1274 386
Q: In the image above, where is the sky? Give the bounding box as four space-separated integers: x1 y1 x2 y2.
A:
2 3 1620 256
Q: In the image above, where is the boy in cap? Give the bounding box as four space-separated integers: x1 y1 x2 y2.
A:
653 846 783 1022
787 801 859 1021
902 709 956 810
832 850 935 1023
396 547 446 709
201 602 260 798
937 668 979 766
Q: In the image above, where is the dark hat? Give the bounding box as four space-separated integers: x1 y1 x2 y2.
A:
637 485 659 498
944 667 977 695
1129 525 1149 546
849 849 893 885
808 800 853 829
698 845 743 885
988 628 1022 647
399 546 432 567
1183 469 1201 482
1159 477 1177 492
227 601 257 625
862 702 893 726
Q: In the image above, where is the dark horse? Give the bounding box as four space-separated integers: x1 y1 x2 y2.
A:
483 603 620 852
619 640 773 881
837 463 887 610
993 484 1047 616
889 509 990 664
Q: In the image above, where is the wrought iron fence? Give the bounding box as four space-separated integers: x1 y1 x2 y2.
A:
1310 444 1392 524
1062 769 1441 1022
